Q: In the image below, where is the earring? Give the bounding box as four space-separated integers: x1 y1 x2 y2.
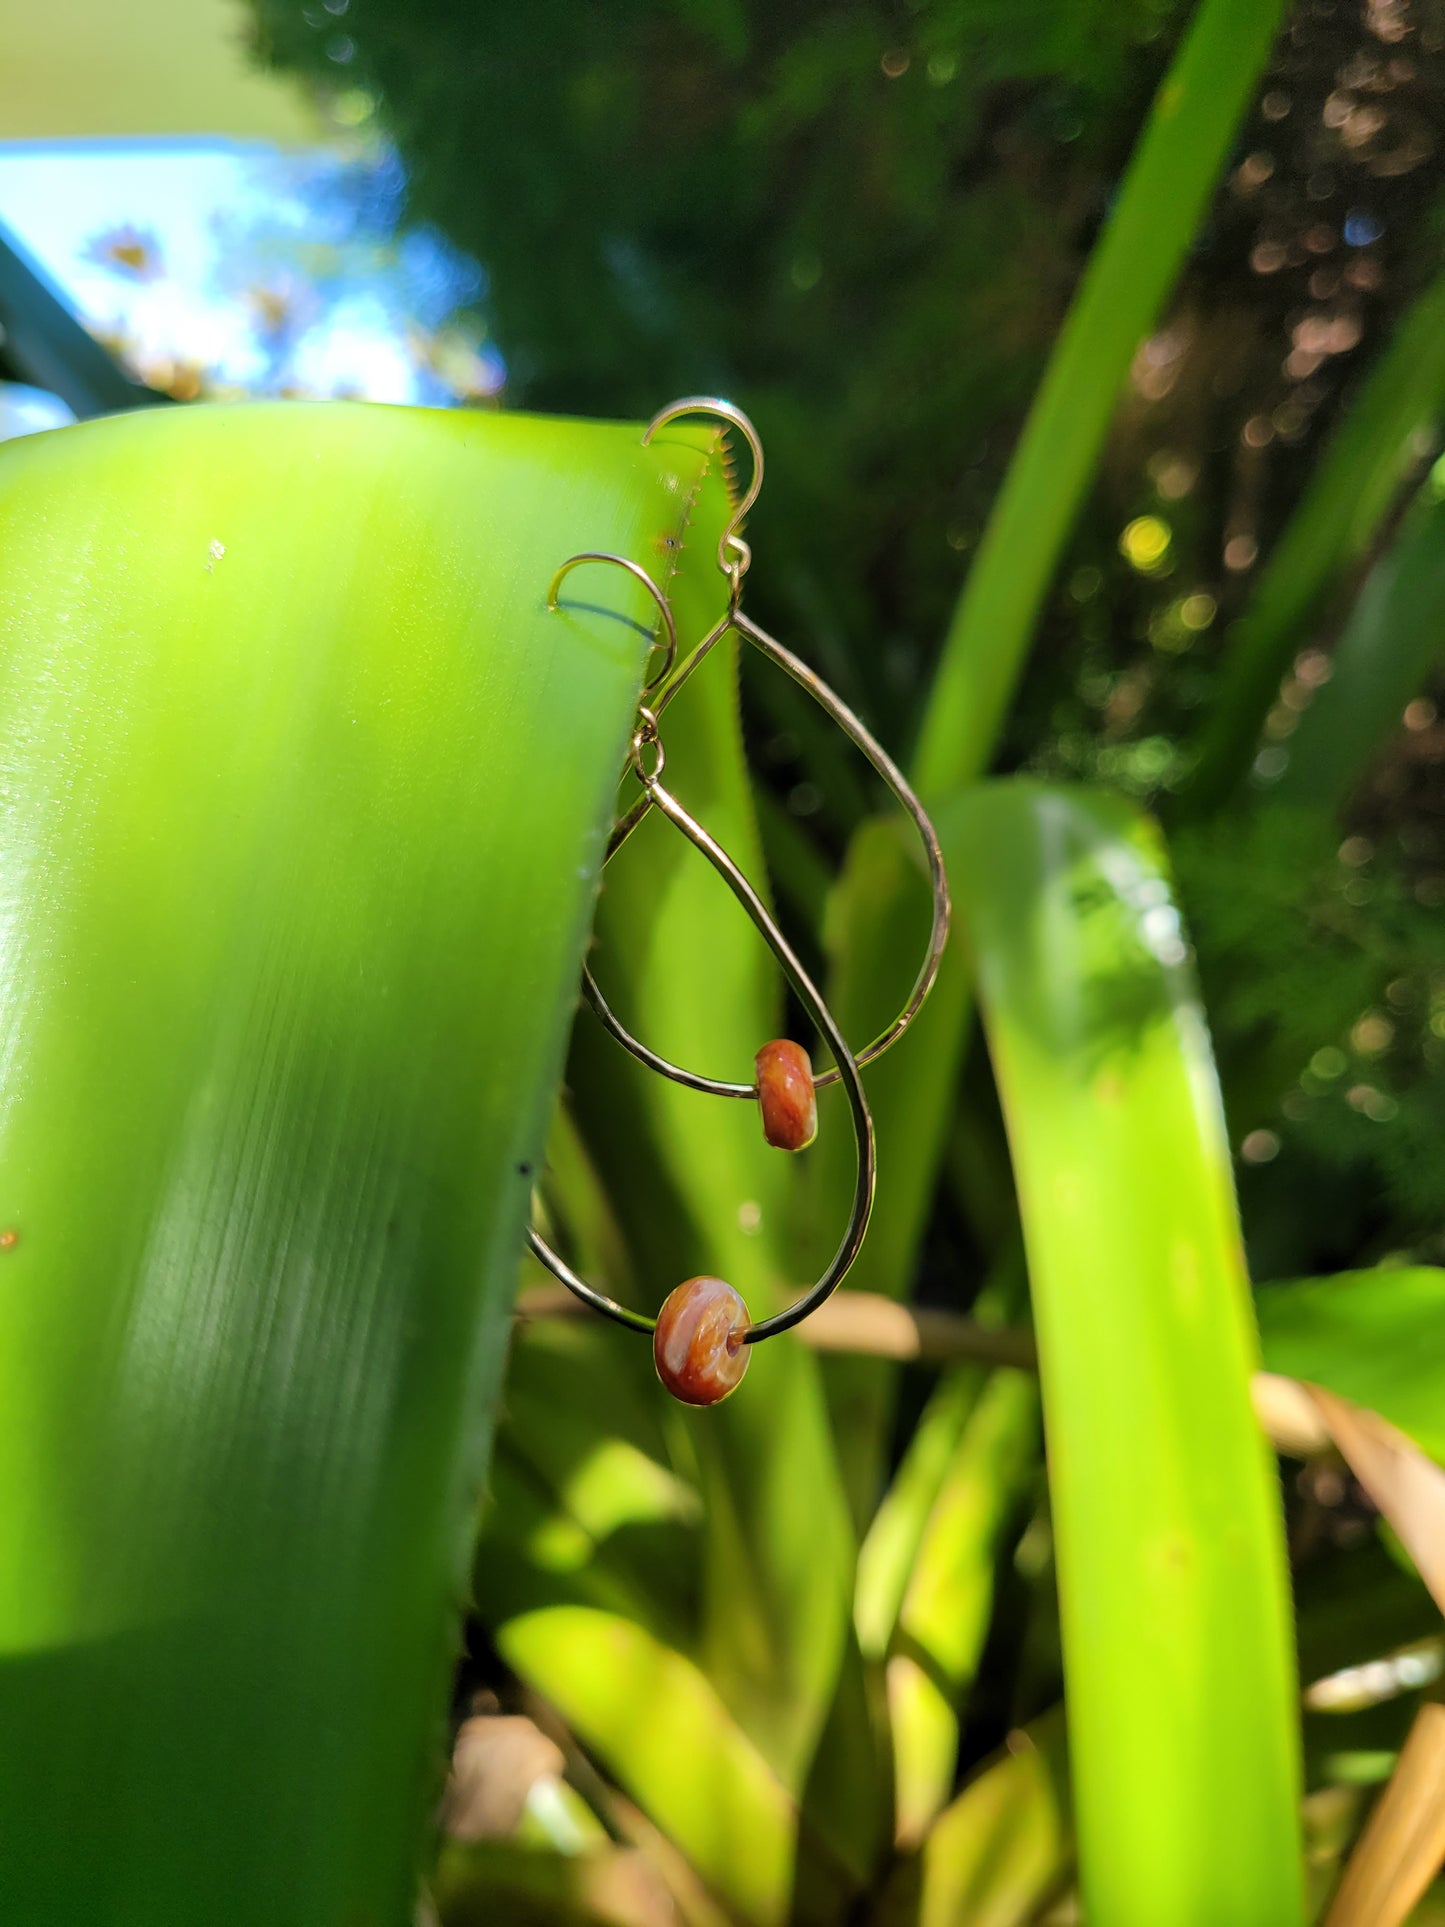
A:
528 400 949 1408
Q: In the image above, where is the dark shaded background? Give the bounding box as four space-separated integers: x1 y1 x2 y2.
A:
251 0 1445 1284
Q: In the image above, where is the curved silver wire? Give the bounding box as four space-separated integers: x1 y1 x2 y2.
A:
528 770 876 1343
526 1226 656 1334
548 550 678 695
600 563 740 862
580 607 951 1097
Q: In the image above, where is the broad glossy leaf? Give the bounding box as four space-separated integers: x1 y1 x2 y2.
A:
953 780 1303 1926
1257 1269 1445 1463
0 399 723 1921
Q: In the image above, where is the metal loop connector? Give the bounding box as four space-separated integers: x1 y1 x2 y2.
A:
630 706 666 783
548 549 678 695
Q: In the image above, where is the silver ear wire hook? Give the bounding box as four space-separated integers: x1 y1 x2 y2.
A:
548 550 679 695
642 395 763 583
599 399 763 856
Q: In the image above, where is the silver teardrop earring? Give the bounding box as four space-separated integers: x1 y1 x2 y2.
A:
528 400 949 1407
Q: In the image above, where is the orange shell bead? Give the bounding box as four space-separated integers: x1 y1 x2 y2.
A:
652 1276 751 1406
755 1038 817 1152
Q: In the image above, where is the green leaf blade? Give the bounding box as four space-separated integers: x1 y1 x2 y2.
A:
1258 1268 1445 1463
1271 474 1445 813
952 780 1303 1926
0 399 724 1922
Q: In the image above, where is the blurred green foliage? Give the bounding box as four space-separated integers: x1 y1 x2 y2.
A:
251 0 1188 734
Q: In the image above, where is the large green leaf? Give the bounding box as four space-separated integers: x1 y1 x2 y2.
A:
0 399 725 1921
952 780 1303 1925
1257 1269 1445 1464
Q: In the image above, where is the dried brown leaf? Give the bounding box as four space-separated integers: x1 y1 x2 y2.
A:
1325 1701 1445 1927
442 1715 566 1842
1306 1386 1445 1615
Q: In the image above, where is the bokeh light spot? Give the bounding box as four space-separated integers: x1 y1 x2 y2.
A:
1120 515 1171 573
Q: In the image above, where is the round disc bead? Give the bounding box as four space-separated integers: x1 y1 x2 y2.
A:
653 1276 751 1406
755 1038 817 1152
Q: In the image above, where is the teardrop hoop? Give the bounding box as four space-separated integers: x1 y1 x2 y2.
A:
525 712 877 1344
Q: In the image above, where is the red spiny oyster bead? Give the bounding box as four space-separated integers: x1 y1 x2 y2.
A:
652 1277 751 1406
755 1038 817 1152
